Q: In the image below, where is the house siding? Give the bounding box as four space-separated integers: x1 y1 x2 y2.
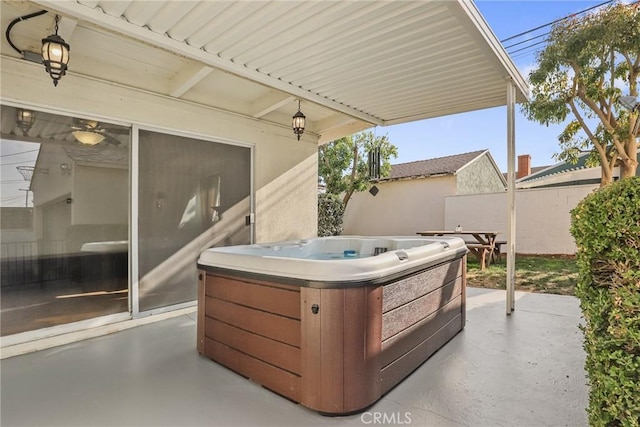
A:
456 154 505 195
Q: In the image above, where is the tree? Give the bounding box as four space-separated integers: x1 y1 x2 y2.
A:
317 193 344 237
523 2 639 186
318 130 398 208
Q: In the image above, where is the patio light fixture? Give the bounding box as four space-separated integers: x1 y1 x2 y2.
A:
72 130 105 145
41 15 70 87
5 10 70 87
16 109 36 136
292 100 306 141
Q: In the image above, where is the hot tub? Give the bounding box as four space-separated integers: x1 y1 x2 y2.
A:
197 236 467 415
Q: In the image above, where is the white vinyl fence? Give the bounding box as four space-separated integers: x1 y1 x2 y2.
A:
444 185 598 255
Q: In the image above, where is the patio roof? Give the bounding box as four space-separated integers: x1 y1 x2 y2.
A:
4 0 528 143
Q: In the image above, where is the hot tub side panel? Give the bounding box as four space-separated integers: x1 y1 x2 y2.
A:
198 271 302 402
379 256 465 394
300 286 383 414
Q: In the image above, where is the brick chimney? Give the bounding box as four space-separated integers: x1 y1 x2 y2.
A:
517 154 531 179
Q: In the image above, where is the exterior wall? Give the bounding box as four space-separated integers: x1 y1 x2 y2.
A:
443 185 598 254
456 154 506 195
343 176 457 235
1 58 317 243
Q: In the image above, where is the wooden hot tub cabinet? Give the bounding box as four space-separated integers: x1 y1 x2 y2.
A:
197 255 466 415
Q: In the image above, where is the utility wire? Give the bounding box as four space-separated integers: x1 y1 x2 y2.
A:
0 160 37 167
0 149 39 158
508 39 549 56
504 32 548 50
503 0 640 57
500 0 613 43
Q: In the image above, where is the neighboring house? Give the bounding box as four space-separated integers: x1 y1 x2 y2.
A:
502 154 550 182
343 149 506 235
517 152 640 189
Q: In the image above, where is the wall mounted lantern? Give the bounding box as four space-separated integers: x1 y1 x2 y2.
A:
41 15 70 86
16 109 36 136
292 100 306 141
6 10 70 87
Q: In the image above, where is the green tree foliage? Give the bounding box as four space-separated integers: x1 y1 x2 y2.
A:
317 193 344 237
570 177 640 425
318 130 398 208
523 2 639 185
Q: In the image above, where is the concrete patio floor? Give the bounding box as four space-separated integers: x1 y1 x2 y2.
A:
0 287 588 427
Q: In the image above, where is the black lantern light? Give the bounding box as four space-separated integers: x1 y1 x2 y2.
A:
16 109 36 136
41 15 70 87
292 100 306 141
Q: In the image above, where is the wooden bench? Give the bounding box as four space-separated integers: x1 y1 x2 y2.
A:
492 240 507 263
466 243 493 270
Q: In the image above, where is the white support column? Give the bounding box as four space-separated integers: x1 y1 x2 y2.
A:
130 125 140 317
506 80 517 314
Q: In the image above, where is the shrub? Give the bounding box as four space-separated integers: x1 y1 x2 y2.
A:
318 193 344 237
570 177 640 426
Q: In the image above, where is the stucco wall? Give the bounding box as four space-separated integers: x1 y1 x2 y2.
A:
343 176 457 235
444 185 598 254
1 57 317 243
456 154 506 195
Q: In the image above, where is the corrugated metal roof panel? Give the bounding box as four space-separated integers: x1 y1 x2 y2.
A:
27 0 528 140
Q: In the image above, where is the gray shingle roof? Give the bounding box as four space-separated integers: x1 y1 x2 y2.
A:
518 152 640 184
385 149 487 180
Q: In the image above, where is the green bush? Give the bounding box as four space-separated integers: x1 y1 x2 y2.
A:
318 193 344 237
570 177 640 426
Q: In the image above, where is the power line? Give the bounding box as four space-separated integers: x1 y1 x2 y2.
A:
502 0 640 61
504 32 548 50
500 0 614 43
0 180 28 184
0 160 37 167
0 149 39 158
508 39 548 56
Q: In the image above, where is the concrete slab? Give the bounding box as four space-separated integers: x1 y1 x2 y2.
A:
0 288 588 426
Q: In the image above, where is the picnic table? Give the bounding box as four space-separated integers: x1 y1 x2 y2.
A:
416 230 503 270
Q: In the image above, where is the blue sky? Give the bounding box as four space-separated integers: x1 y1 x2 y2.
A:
381 0 608 171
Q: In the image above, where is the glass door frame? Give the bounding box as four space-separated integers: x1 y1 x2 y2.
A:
130 124 255 319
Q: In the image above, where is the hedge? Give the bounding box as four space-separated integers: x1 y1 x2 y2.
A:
570 177 640 426
318 193 344 237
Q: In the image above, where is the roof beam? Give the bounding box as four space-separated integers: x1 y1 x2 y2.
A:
311 114 357 134
57 16 77 42
318 120 372 145
168 63 213 98
250 93 294 118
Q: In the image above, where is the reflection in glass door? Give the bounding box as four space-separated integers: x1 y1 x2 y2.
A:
0 105 130 336
137 130 251 312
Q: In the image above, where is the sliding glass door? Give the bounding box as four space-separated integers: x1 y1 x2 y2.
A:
1 106 130 336
137 130 252 312
1 106 253 337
